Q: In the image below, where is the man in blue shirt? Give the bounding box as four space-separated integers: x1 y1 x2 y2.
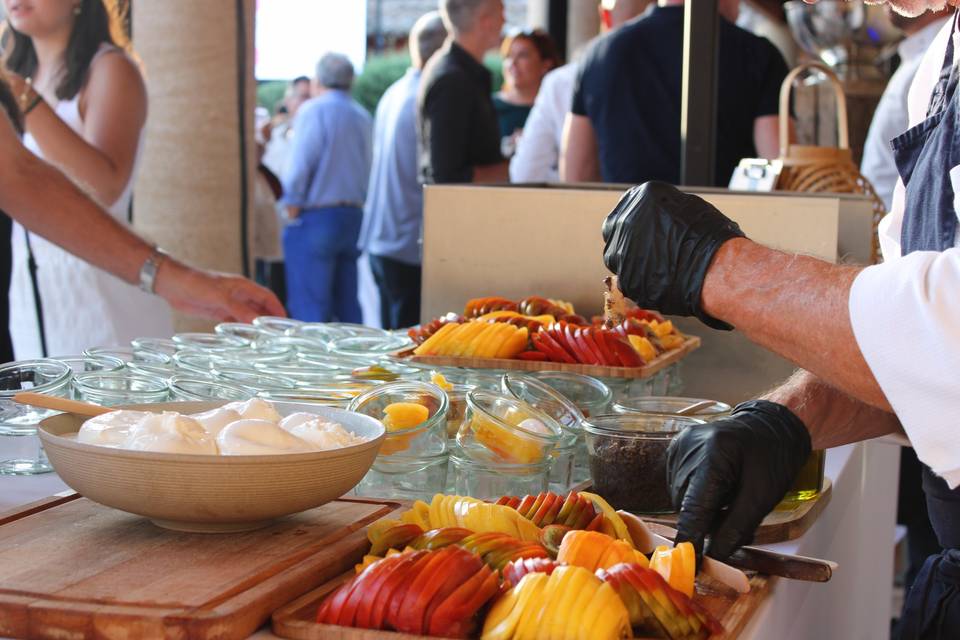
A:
281 53 372 322
359 12 447 329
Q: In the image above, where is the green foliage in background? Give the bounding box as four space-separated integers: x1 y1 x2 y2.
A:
257 52 504 116
352 52 412 114
258 80 288 114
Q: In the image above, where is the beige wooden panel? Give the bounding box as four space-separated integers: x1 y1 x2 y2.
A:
422 185 874 403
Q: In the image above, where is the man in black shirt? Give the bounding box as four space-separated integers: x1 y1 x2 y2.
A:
418 0 508 184
562 0 788 187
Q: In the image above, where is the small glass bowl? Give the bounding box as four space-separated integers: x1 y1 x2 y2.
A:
172 332 249 351
289 322 348 345
353 451 449 502
612 396 732 420
255 335 331 358
172 350 239 376
72 372 169 406
215 322 275 344
447 446 550 500
257 388 357 408
325 322 389 338
253 361 345 386
169 375 253 402
456 390 563 465
214 367 298 391
131 337 178 358
531 371 613 418
253 316 303 335
52 354 125 374
330 335 411 360
84 345 136 364
501 373 585 434
348 381 449 458
0 359 73 435
548 435 579 494
584 414 704 514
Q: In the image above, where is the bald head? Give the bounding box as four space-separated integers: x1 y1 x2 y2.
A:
410 11 448 69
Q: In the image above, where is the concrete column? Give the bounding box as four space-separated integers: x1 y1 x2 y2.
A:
567 0 600 58
132 0 256 331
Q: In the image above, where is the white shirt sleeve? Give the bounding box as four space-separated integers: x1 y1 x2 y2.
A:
850 250 960 488
509 64 576 183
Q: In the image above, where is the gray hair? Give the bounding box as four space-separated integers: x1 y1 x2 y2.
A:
315 53 355 90
410 11 448 69
439 0 494 35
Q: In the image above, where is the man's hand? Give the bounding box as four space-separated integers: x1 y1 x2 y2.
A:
601 181 745 329
155 259 286 323
286 205 300 220
666 400 811 561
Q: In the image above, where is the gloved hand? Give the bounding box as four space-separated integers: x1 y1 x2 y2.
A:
665 400 812 562
601 181 745 330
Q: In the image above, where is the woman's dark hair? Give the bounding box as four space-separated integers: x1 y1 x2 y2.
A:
0 74 23 135
499 28 562 72
1 0 130 101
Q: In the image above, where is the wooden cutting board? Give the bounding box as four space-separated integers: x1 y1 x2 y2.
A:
0 494 404 640
392 336 700 379
271 571 772 640
645 479 832 545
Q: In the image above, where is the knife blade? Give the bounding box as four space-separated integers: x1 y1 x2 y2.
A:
646 521 837 583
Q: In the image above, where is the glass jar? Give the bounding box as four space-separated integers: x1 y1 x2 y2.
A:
253 361 345 386
257 388 357 409
782 449 826 502
329 335 411 361
612 396 732 420
131 337 178 358
169 375 253 402
325 322 389 338
84 345 136 364
348 381 449 458
52 354 125 374
500 373 586 484
290 322 348 346
256 335 331 359
172 332 249 351
253 315 303 335
456 390 562 465
215 322 275 344
448 446 550 500
0 359 73 475
584 414 704 514
172 350 238 376
72 372 169 406
530 372 613 418
353 451 449 502
214 367 298 392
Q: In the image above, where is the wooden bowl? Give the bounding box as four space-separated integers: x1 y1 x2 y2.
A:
38 401 385 533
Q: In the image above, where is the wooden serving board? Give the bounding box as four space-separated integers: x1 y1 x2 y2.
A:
393 336 700 379
0 493 405 640
645 479 832 545
271 571 772 640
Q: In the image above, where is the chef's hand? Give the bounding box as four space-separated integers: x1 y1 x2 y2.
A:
155 258 286 322
666 400 812 562
602 181 745 330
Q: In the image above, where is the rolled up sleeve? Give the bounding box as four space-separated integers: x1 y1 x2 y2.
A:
849 248 960 487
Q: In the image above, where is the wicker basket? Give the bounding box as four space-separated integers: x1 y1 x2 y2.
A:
775 62 885 262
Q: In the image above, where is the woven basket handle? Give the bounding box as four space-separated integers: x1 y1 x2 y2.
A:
779 61 849 157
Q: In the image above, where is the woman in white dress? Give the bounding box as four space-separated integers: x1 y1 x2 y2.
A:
1 0 173 357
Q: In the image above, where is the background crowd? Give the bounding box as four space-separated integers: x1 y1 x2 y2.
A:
255 0 798 333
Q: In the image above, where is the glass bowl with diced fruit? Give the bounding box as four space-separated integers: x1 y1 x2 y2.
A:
456 390 563 466
347 381 448 458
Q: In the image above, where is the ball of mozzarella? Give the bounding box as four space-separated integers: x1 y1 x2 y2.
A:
285 417 365 450
190 407 242 438
78 410 153 447
124 412 219 455
216 418 316 455
223 398 282 423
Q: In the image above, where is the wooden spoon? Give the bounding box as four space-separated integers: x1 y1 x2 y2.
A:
13 392 112 418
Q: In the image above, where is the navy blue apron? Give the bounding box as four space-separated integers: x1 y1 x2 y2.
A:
892 12 960 640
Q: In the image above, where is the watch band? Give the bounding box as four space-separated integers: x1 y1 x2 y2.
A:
138 248 167 294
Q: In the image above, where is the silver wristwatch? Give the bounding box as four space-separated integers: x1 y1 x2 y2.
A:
138 248 167 294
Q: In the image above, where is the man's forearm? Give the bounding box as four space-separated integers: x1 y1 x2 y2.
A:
0 144 151 284
702 238 891 411
762 370 901 449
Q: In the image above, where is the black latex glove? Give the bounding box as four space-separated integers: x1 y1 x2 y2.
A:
665 400 812 562
601 181 745 330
